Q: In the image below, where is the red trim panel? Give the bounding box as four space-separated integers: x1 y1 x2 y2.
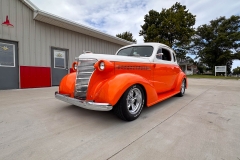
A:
20 66 51 88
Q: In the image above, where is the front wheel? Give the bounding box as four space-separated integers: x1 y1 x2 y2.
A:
114 84 145 121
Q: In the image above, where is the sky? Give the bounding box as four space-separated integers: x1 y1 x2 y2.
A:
30 0 240 70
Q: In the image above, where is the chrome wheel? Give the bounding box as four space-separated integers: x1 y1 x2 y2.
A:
114 84 145 121
126 88 142 114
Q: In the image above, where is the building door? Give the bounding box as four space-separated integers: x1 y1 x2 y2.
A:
0 40 19 90
51 47 69 86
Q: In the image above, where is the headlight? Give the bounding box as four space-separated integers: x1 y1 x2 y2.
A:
99 61 105 70
94 60 113 72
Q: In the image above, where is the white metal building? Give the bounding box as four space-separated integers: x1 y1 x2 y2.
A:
0 0 132 90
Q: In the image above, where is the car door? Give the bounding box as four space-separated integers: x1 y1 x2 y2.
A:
153 47 176 93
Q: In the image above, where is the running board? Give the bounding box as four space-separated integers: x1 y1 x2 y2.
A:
148 90 180 107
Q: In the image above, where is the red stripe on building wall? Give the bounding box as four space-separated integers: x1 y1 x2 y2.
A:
70 68 74 73
20 66 51 88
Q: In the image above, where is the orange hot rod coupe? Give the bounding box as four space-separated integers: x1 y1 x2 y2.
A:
55 43 187 121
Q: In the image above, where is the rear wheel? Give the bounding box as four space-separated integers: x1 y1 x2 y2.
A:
177 79 186 97
114 84 145 121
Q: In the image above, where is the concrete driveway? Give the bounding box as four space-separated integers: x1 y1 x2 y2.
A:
0 79 240 160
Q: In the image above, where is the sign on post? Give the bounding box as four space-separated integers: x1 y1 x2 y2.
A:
215 66 226 76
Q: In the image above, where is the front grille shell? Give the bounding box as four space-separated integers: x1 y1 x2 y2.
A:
75 59 97 99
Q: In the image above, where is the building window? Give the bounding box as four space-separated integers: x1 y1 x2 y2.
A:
0 43 15 67
187 65 192 71
54 50 66 69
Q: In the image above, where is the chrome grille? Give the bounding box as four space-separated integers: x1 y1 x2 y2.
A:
75 59 97 99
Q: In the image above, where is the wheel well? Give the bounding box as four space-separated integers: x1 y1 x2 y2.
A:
114 83 147 107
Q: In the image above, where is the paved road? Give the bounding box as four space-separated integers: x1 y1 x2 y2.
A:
0 79 240 160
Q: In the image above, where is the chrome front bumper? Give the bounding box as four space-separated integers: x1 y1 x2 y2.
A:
55 92 113 111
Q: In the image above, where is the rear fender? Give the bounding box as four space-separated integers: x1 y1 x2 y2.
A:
89 73 158 106
174 72 187 92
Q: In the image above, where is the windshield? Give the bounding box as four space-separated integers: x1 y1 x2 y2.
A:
116 46 153 57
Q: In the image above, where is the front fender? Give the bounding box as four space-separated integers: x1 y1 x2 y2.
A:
58 72 76 97
89 73 158 106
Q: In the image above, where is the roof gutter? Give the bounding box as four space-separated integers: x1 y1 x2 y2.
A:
20 0 39 11
20 0 134 46
33 10 133 46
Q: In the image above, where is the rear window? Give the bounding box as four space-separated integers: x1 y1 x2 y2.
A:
117 46 153 57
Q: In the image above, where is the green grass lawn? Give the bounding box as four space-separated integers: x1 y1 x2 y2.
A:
187 74 240 80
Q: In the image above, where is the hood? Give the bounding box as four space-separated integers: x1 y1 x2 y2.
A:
78 53 151 63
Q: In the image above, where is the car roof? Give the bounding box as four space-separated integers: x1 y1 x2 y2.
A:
120 42 174 52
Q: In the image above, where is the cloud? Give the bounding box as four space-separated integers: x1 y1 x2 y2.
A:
31 0 240 43
30 0 240 69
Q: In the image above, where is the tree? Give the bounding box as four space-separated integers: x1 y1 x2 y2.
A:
116 31 136 43
139 2 196 59
191 15 240 74
185 56 194 64
232 66 240 75
232 51 240 60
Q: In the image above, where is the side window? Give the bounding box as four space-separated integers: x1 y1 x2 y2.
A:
156 48 172 61
162 48 171 61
